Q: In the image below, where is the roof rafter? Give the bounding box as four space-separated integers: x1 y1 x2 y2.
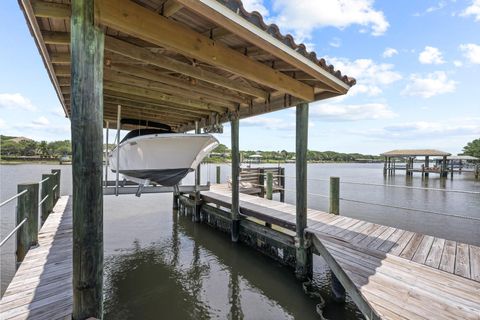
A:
96 0 315 101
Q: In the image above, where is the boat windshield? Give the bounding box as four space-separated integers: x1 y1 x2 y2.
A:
121 129 172 143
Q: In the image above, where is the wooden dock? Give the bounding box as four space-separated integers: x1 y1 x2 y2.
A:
0 196 72 320
201 184 480 320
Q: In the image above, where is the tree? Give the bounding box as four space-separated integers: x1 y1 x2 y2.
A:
39 141 49 158
462 138 480 158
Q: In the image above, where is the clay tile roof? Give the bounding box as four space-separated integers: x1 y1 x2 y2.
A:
218 0 356 87
380 149 452 157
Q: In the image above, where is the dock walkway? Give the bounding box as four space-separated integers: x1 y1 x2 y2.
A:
0 196 72 320
201 184 480 320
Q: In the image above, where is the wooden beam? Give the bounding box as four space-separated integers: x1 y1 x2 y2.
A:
70 0 104 318
109 64 249 105
42 31 70 44
162 0 183 17
104 94 211 116
53 65 71 76
175 0 351 94
103 104 195 123
202 27 231 40
104 97 201 122
104 81 227 113
96 0 314 101
103 69 237 109
104 36 266 99
50 52 70 64
31 0 70 18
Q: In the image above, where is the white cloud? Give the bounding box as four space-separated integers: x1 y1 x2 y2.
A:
418 46 445 64
359 118 480 140
460 0 480 21
453 60 463 67
0 93 37 111
426 1 447 13
460 43 480 64
241 0 270 17
402 71 456 98
326 57 402 96
257 0 388 43
329 37 342 48
0 117 6 129
311 103 397 121
382 47 398 58
241 117 294 130
32 116 50 126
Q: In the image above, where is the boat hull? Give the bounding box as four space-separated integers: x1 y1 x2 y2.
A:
109 133 218 186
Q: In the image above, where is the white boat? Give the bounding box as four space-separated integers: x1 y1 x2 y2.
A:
109 130 219 186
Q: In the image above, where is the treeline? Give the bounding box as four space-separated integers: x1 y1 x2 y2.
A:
210 144 382 162
1 136 71 158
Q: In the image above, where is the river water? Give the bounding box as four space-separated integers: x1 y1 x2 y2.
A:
1 163 479 319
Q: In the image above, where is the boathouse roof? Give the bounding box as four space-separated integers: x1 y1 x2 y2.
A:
447 155 479 161
381 149 451 157
19 0 355 132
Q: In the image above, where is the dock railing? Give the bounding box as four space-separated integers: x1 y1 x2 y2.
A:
0 169 61 264
270 175 480 222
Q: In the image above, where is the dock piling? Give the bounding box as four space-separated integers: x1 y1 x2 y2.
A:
16 183 39 263
329 177 340 215
216 165 221 184
71 0 105 317
231 116 240 242
40 174 52 222
295 102 312 280
51 169 61 201
266 171 273 200
279 167 285 202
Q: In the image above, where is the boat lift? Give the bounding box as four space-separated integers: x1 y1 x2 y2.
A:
103 105 210 197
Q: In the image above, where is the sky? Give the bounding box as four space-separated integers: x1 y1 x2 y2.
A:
0 0 479 155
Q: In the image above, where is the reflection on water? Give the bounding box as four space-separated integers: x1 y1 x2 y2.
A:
103 195 338 319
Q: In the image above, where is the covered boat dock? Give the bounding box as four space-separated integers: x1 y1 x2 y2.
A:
15 0 355 318
381 149 452 178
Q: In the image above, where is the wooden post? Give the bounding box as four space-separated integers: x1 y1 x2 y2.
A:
194 121 201 222
216 165 221 184
16 183 39 263
71 0 104 318
258 168 265 198
40 174 52 222
450 160 454 178
383 157 387 176
231 117 240 242
441 156 448 177
329 177 340 215
51 169 61 202
266 171 273 200
46 174 55 212
295 103 312 280
424 156 429 178
279 167 285 203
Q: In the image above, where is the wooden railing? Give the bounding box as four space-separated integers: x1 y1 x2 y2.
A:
0 169 61 263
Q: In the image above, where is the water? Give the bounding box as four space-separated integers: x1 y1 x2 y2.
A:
1 163 479 319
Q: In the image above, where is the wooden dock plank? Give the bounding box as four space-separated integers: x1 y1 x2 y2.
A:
455 243 471 278
424 238 445 268
470 245 480 282
202 184 480 320
0 196 72 320
439 240 457 274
